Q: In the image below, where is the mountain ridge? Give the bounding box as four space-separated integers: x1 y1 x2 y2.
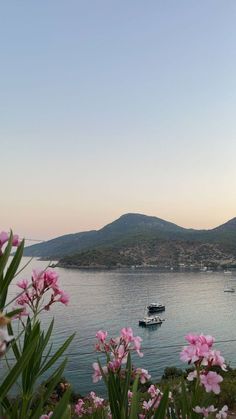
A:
24 213 236 265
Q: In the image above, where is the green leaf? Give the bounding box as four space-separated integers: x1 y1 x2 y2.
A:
0 231 13 282
179 379 189 419
7 322 21 360
38 319 54 356
50 388 71 419
39 333 75 375
30 359 67 419
153 387 169 419
6 308 24 318
129 375 140 419
121 351 132 414
0 240 25 308
0 334 38 401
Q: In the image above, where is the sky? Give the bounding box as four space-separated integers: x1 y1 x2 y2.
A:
1 1 236 240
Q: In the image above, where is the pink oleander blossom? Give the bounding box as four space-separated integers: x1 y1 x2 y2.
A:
200 371 223 394
0 231 9 246
108 358 122 372
14 269 69 315
57 290 69 305
187 370 197 381
209 350 227 371
90 391 104 408
142 399 153 411
96 330 108 343
39 413 53 419
17 279 28 289
92 362 108 383
120 327 134 342
216 405 228 419
148 384 161 398
128 390 133 401
12 234 20 247
94 327 143 367
193 405 217 417
135 368 151 384
75 399 86 417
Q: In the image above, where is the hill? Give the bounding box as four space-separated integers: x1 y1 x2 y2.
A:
24 213 190 258
24 213 236 268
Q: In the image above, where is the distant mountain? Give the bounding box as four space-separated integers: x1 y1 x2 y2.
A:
24 213 236 268
24 213 190 258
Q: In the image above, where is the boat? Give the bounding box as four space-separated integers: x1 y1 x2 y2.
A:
224 287 235 293
200 261 207 272
147 303 165 313
224 270 232 275
139 315 164 326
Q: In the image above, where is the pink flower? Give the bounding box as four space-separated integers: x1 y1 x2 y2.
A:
187 370 197 381
92 362 108 383
136 368 151 384
142 399 153 411
216 405 228 419
148 384 161 398
193 405 217 417
17 279 28 289
180 342 210 365
200 371 223 394
0 231 9 246
133 335 143 357
185 333 200 345
57 290 69 305
75 399 86 417
12 234 20 247
108 358 122 372
90 391 104 408
198 334 215 347
16 293 30 306
180 345 201 364
96 330 108 343
39 413 53 419
44 270 58 288
128 390 133 401
209 350 227 371
120 327 134 342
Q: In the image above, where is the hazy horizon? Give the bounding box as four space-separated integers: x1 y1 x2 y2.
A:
1 1 236 239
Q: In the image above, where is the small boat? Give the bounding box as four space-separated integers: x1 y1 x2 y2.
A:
224 287 235 293
139 315 164 326
147 303 165 313
224 270 232 275
200 262 207 272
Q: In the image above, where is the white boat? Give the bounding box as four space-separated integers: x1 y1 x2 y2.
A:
147 303 165 313
200 261 207 272
224 287 235 293
139 315 164 326
224 270 232 275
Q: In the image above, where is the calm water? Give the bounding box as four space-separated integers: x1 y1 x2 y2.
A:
4 258 236 395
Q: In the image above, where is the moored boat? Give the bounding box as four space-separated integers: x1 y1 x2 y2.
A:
224 287 235 293
139 315 164 326
147 303 165 313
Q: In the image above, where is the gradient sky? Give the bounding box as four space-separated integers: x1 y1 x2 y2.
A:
1 1 236 240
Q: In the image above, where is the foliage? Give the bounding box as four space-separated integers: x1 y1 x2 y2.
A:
0 231 74 418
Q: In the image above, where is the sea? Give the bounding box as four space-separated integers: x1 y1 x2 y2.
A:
4 257 236 396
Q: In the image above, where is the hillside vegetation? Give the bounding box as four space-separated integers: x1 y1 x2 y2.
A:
24 213 236 268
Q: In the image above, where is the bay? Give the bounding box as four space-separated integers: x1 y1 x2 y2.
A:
5 257 236 396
